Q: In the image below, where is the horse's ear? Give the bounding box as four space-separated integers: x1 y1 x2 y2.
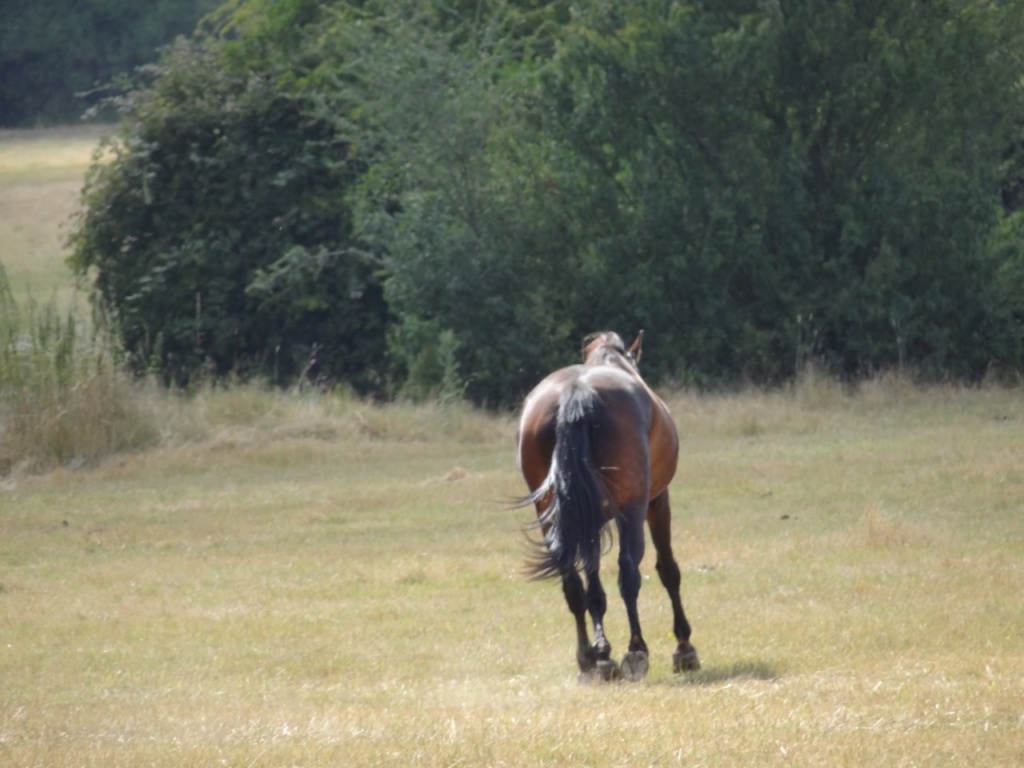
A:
628 330 644 366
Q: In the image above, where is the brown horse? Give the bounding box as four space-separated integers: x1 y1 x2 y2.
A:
516 331 700 680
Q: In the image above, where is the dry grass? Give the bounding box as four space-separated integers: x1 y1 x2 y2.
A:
0 125 111 304
0 125 109 181
2 385 1023 767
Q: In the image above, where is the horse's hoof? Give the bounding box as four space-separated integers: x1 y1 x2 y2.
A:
596 658 621 682
673 646 701 673
621 650 649 682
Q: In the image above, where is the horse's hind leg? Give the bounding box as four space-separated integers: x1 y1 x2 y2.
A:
616 508 651 681
647 491 701 672
562 569 614 679
561 569 592 673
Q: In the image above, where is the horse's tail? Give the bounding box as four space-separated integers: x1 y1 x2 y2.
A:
523 381 612 581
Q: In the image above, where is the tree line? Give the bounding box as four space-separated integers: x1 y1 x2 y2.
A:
68 0 1024 406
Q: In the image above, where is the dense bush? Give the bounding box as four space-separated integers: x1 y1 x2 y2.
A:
69 11 390 391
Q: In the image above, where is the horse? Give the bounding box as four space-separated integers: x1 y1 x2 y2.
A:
515 330 700 681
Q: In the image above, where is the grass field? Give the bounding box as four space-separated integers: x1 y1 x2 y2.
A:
1 128 1023 766
0 125 110 305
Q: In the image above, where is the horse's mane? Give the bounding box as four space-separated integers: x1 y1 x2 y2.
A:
581 331 636 371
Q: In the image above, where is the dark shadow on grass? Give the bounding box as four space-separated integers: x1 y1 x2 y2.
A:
669 659 780 686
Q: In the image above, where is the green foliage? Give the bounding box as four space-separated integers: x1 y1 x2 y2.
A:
389 317 465 403
334 0 601 403
0 0 220 126
747 0 1024 380
337 0 1024 401
69 0 1024 405
69 19 390 391
517 0 1024 386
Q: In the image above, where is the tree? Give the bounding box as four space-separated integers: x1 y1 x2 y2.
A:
332 0 583 404
69 0 1024 404
523 0 1024 384
760 0 1024 377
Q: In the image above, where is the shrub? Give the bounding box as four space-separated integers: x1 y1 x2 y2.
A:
69 27 389 392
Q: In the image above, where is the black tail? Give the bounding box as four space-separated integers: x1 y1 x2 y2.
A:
523 382 612 580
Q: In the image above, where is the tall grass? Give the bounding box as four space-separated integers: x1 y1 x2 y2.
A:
0 258 513 477
0 264 159 474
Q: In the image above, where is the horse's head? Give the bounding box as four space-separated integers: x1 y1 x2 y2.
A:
581 330 644 371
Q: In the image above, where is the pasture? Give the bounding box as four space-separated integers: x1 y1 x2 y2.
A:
0 125 107 306
1 128 1023 766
